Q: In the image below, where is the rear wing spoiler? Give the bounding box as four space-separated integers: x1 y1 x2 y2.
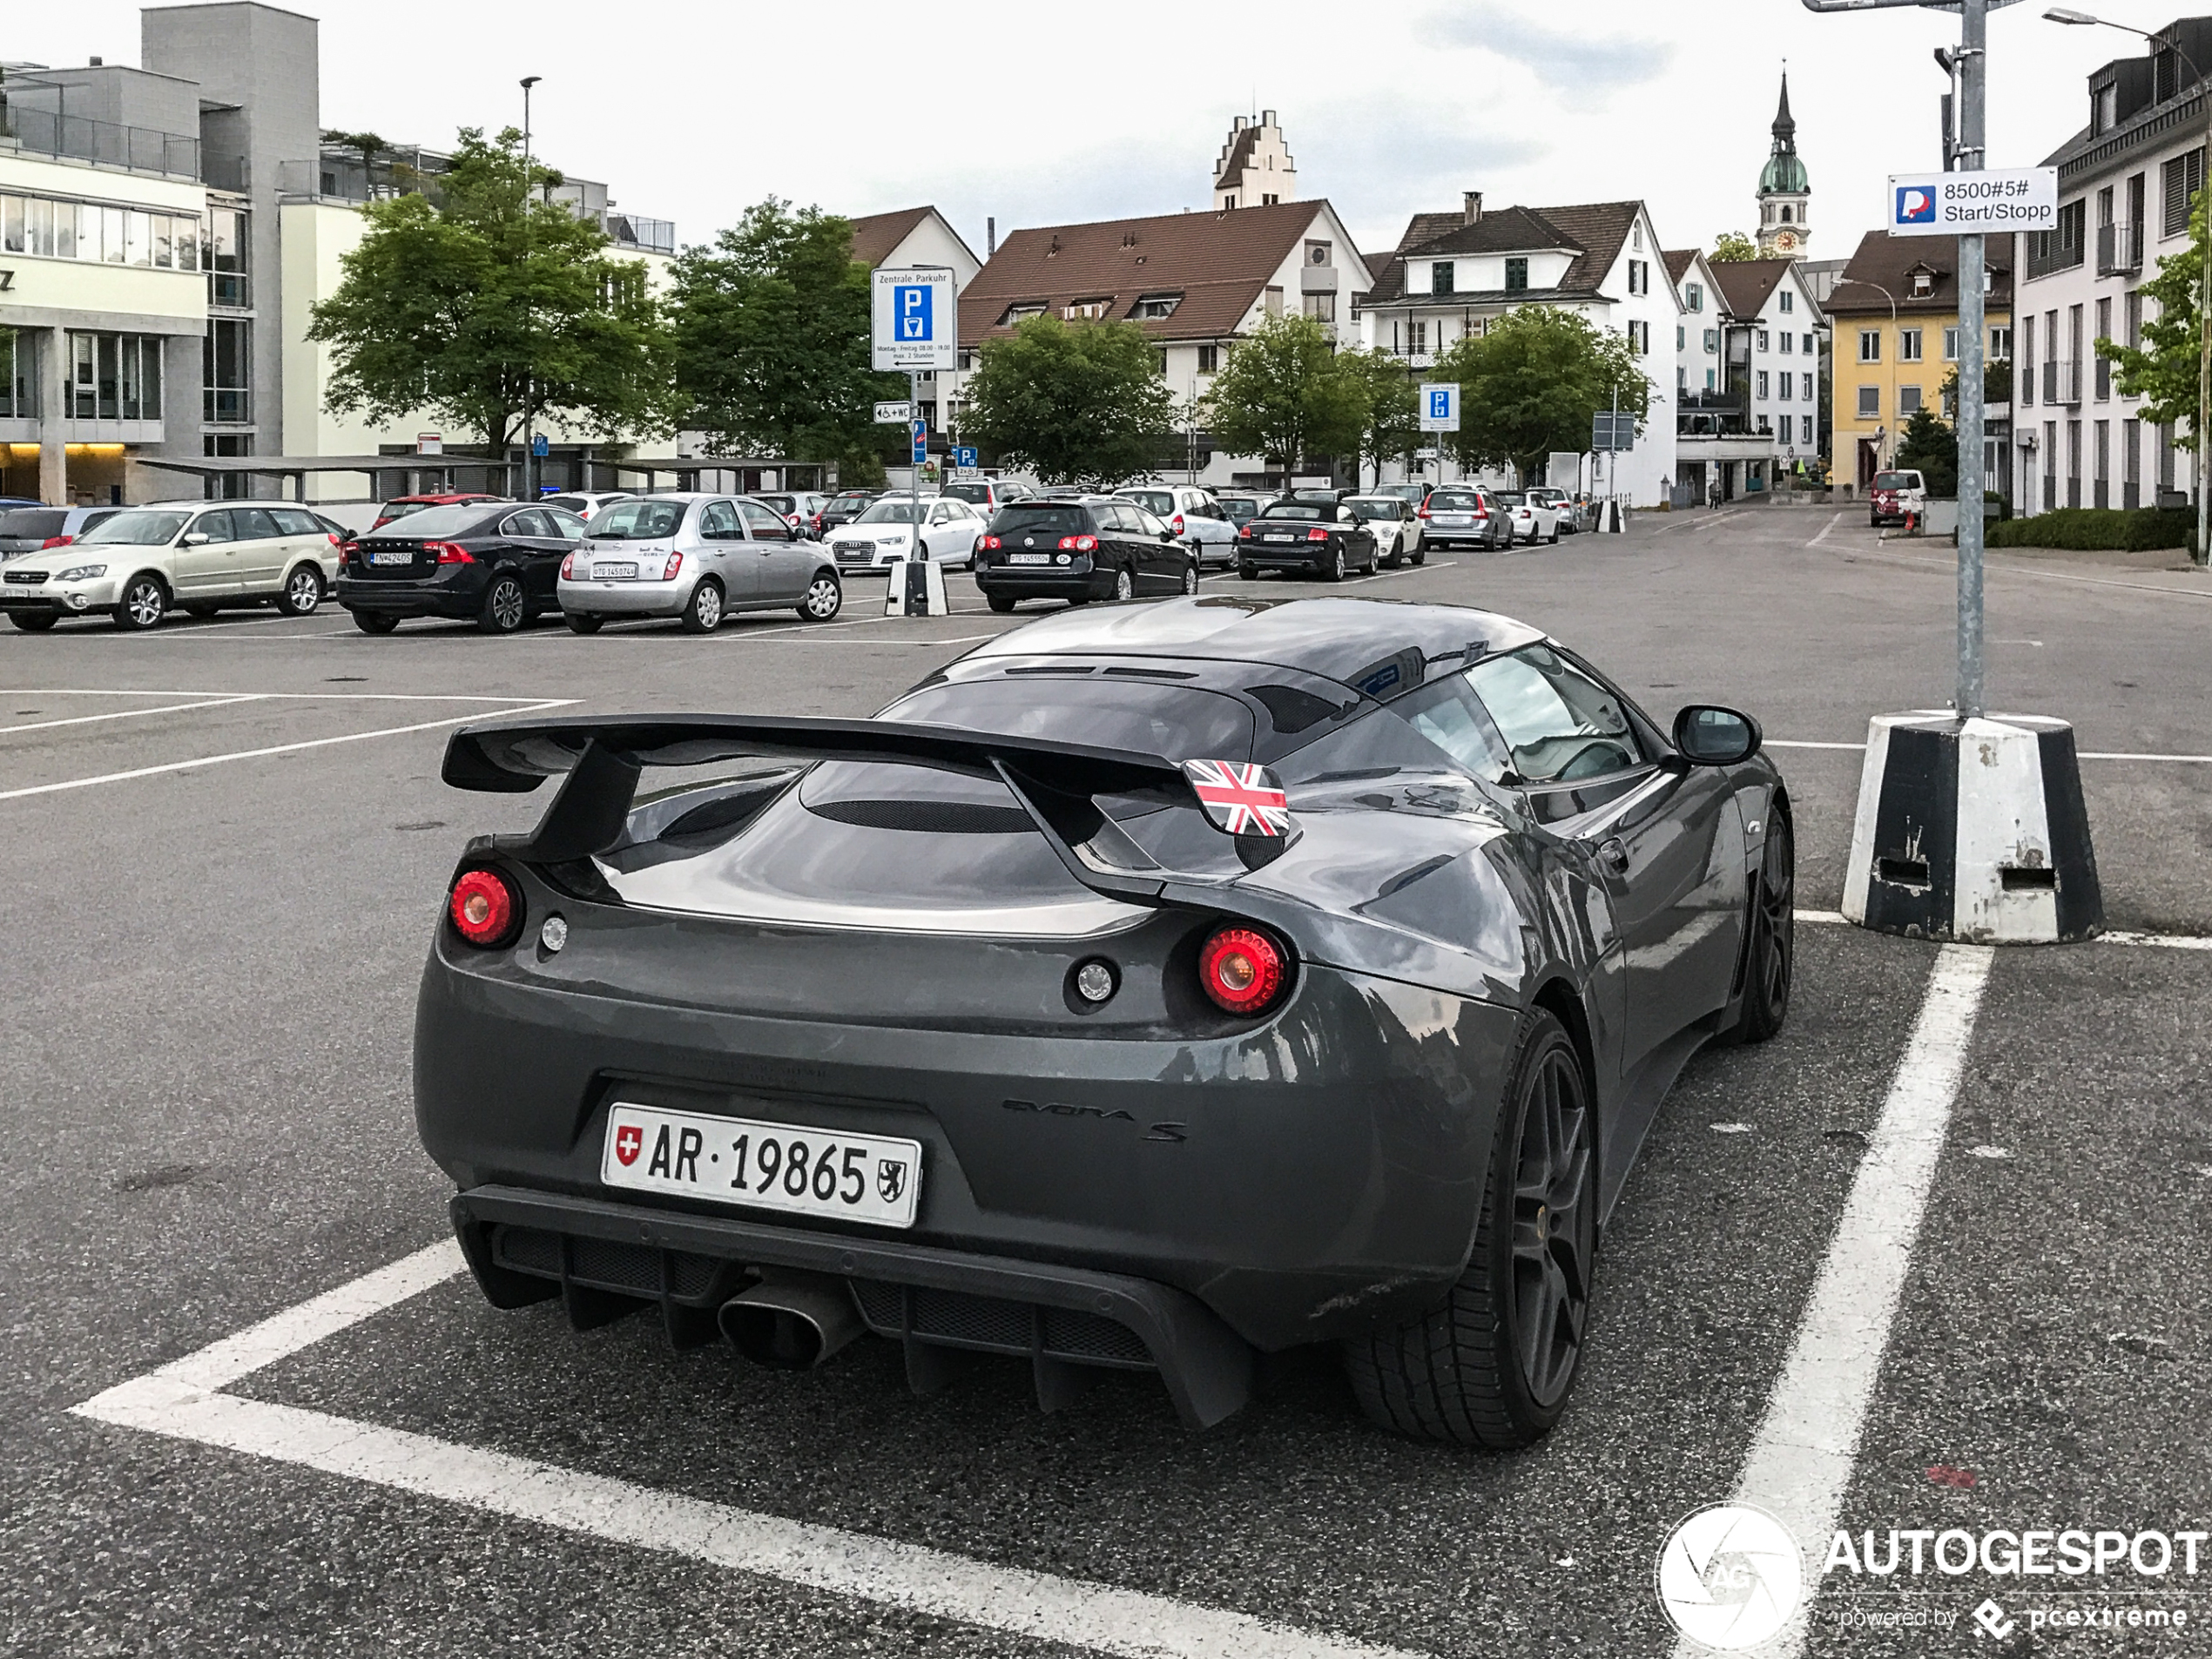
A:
441 714 1289 903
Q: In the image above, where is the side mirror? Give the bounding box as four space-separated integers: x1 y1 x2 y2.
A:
1671 705 1762 766
180 532 210 545
1159 529 1177 542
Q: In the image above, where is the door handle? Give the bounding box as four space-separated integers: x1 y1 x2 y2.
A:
1596 837 1631 874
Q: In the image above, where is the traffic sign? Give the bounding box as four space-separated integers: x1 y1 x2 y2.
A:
530 434 549 458
1418 382 1460 433
873 401 912 424
909 417 928 465
1887 168 2056 237
951 446 977 469
873 267 959 372
1591 412 1635 452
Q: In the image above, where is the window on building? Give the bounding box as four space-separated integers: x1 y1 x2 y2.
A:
1900 385 1923 415
1628 320 1649 355
1802 372 1815 401
205 318 251 424
1991 326 2013 359
1900 328 1924 362
1859 329 1881 362
1264 286 1284 319
1943 327 1960 361
0 327 27 419
1062 299 1108 320
1676 324 1686 351
1261 193 1278 206
2164 147 2207 237
2122 292 2141 351
1304 291 1336 322
1705 368 1716 391
1197 344 1217 373
1431 260 1455 296
1627 259 1644 294
1505 257 1528 293
206 206 247 307
1001 303 1046 325
1780 331 1794 354
1687 282 1703 312
1703 328 1718 352
1757 329 1770 352
67 332 165 422
1858 386 1880 419
1410 320 1427 355
1780 290 1795 314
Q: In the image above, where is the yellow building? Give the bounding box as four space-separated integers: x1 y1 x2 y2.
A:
1825 231 2014 499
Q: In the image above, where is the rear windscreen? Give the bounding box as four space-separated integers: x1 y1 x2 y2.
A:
1259 504 1326 521
0 509 67 539
1428 493 1483 509
989 504 1089 536
1120 490 1175 516
883 675 1255 762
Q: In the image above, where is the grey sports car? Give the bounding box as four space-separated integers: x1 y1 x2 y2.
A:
416 597 1793 1447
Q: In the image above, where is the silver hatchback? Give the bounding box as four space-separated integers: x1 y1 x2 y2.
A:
556 494 846 634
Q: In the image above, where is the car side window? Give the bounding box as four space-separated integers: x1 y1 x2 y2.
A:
545 510 585 541
232 507 281 540
699 501 743 540
1464 645 1644 786
190 510 233 543
735 501 787 540
1393 675 1516 784
270 507 320 536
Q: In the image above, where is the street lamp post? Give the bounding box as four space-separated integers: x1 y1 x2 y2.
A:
519 75 542 504
2046 10 2211 565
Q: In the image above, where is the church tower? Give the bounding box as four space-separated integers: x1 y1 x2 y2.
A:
1757 70 1811 257
1213 111 1296 211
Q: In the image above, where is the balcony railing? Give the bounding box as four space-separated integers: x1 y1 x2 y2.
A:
604 212 675 254
2041 359 2081 406
0 103 200 180
2097 222 2143 276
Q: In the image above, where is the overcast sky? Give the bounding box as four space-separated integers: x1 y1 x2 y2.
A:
19 0 2156 269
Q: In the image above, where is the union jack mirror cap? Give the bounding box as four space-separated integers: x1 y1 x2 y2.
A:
1181 759 1291 839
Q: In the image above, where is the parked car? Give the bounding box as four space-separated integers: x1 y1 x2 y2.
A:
1237 499 1379 581
338 502 585 635
418 597 1791 1445
0 501 341 631
558 494 844 634
1494 490 1561 547
0 503 125 563
1342 495 1426 568
1116 485 1240 569
540 490 634 522
941 479 1025 518
1371 482 1431 509
1286 487 1353 507
826 496 987 571
1418 487 1513 550
758 492 830 539
1214 495 1268 531
1525 486 1589 534
1869 469 1926 528
370 492 506 531
818 490 880 533
973 496 1199 611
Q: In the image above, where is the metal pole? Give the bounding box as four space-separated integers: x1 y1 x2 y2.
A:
1956 0 1986 717
911 368 923 597
2201 100 2210 566
520 77 540 502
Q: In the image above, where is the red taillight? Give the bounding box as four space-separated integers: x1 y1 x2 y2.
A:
370 516 393 529
1306 527 1328 542
1171 514 1185 534
1198 926 1286 1016
1056 535 1098 552
340 540 360 565
1238 524 1253 539
326 531 341 546
40 534 73 549
1417 509 1432 520
448 868 520 948
560 551 576 580
427 541 472 564
981 535 1001 550
661 552 685 581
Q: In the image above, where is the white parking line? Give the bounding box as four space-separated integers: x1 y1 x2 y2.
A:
0 698 574 803
1677 944 1993 1659
0 689 571 703
0 695 265 735
71 1245 1413 1659
1769 738 2212 763
1797 909 2212 948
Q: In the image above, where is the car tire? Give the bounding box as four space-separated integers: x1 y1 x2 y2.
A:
1238 563 1258 580
1325 544 1346 582
564 613 604 635
799 572 843 622
987 593 1017 614
1548 523 1561 545
277 563 325 617
1411 548 1426 566
9 612 57 632
184 604 219 620
1722 813 1795 1046
479 574 528 634
112 573 168 631
1112 566 1134 603
1180 561 1200 596
352 609 399 635
680 578 725 633
1344 1008 1595 1447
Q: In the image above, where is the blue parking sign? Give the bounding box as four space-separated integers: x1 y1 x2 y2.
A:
952 446 977 468
1428 389 1450 420
895 284 933 341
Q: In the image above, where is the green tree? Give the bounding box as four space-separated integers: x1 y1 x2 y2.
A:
1335 347 1421 488
1894 405 1959 496
307 126 669 455
961 314 1175 487
1939 357 2012 415
1434 307 1650 483
1710 233 1760 262
2100 190 2207 447
1197 314 1366 482
667 199 902 482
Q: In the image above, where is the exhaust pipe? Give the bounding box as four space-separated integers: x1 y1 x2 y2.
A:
718 1273 864 1369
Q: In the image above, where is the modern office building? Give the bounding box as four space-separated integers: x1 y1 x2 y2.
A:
2 1 677 506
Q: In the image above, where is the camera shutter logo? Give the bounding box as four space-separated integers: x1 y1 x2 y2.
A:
1656 1503 1804 1650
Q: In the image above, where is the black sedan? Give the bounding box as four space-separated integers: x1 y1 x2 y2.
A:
817 490 880 533
972 497 1198 612
1236 500 1379 580
337 502 584 635
414 596 1791 1446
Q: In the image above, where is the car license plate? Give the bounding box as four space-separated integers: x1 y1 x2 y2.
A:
601 1103 923 1228
594 562 637 579
1436 515 1469 526
1264 533 1296 543
368 550 412 565
1007 552 1049 563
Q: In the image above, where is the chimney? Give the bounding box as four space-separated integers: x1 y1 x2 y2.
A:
1463 191 1483 225
987 216 995 257
1262 109 1277 128
90 55 105 65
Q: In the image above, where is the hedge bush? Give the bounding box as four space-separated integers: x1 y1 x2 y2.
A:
1985 508 2193 552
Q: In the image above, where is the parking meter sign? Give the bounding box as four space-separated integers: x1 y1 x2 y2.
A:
952 446 978 469
873 267 959 371
1418 382 1460 433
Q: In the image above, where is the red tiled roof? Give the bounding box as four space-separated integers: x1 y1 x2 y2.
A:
1824 229 2014 317
848 206 935 269
1662 248 1700 284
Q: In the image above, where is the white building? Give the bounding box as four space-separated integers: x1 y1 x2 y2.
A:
1355 193 1682 505
1666 248 1724 401
1664 256 1829 502
2007 15 2211 515
1213 112 1296 212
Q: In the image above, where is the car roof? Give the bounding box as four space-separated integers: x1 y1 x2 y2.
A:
962 596 1546 699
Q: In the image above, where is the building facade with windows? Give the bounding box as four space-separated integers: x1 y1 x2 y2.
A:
2007 17 2212 516
1357 193 1681 502
1665 254 1828 502
1825 231 2013 497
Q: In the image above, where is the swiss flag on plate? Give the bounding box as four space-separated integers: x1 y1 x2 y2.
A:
613 1123 643 1166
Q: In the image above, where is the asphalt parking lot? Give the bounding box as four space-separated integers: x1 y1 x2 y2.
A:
4 506 2208 1656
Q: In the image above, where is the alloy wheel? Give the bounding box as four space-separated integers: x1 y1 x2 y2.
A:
692 582 722 629
1755 820 1795 1025
286 568 321 614
804 576 841 620
122 578 165 629
1113 567 1133 602
1181 563 1199 595
489 577 526 631
1509 1044 1594 1410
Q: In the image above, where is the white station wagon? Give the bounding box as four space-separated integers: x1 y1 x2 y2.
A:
0 501 340 631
